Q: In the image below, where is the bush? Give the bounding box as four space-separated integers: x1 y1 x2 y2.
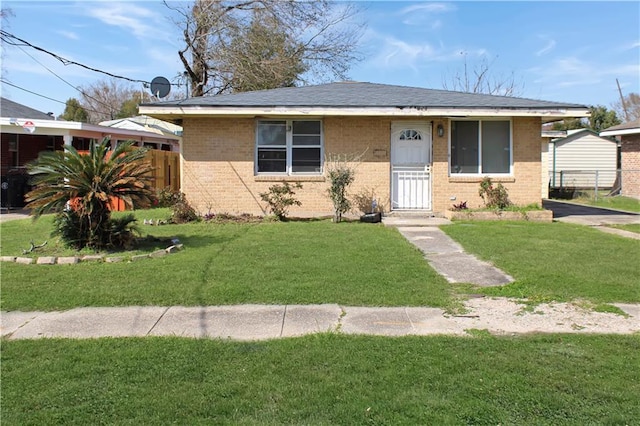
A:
170 200 199 224
53 210 139 250
156 187 187 207
478 177 510 209
452 201 468 211
259 182 302 220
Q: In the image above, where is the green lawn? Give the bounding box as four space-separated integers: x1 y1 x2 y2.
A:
442 221 640 304
608 223 640 234
2 334 639 425
0 211 451 311
3 211 639 310
559 195 640 213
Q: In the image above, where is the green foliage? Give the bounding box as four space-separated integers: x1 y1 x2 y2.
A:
259 181 302 220
25 138 155 250
156 187 187 207
170 199 199 224
478 177 510 209
59 98 88 122
587 105 621 132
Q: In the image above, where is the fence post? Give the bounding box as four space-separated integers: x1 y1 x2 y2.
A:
560 170 564 191
594 171 599 201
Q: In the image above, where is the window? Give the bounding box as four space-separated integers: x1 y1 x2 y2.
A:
256 120 323 174
450 120 511 174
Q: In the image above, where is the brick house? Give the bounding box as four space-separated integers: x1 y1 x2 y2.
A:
601 119 640 199
139 82 589 216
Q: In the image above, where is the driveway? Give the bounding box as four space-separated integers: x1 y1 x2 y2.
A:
542 199 639 226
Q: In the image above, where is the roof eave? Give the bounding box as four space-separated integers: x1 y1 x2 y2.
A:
138 105 590 122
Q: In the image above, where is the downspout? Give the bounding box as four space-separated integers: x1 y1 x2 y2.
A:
552 141 556 188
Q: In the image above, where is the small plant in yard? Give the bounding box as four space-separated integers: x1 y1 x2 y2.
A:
325 151 365 222
478 176 510 209
170 198 199 224
259 181 302 220
452 201 468 211
156 187 187 207
25 138 154 250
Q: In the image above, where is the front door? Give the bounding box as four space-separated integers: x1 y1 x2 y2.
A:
391 122 432 210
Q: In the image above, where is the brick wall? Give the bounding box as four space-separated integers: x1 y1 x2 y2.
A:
181 116 545 216
621 134 640 198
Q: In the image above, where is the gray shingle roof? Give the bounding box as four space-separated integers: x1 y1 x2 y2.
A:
144 82 587 110
1 97 55 120
602 118 640 132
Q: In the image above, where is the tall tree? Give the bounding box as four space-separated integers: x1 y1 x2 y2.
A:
166 0 363 97
442 54 524 96
612 92 640 122
79 78 138 123
60 98 89 122
552 105 621 132
587 105 621 133
220 9 306 92
78 78 155 123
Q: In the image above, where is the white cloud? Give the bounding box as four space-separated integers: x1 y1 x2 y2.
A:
535 36 556 56
399 3 456 15
83 2 168 41
57 30 79 40
399 2 456 26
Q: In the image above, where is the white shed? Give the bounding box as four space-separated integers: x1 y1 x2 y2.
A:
548 129 619 188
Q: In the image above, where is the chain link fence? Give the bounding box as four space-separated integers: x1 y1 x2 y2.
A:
549 169 640 200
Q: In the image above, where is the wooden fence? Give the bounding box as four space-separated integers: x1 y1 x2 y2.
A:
78 149 180 212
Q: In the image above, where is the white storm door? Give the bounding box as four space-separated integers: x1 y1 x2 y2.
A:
391 122 432 210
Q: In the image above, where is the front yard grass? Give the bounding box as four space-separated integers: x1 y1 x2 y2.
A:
558 194 640 213
2 334 639 425
0 211 451 311
608 223 640 234
442 221 640 304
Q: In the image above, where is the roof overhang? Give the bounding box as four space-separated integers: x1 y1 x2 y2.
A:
600 128 640 137
0 117 181 143
138 105 590 124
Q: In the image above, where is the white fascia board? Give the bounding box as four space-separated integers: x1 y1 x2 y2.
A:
139 106 590 119
0 117 180 141
600 128 640 137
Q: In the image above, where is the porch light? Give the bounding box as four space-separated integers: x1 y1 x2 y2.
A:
437 123 444 138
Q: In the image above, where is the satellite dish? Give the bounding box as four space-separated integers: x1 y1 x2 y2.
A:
150 76 171 98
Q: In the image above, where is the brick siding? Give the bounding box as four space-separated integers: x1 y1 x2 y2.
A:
181 116 544 216
621 134 640 198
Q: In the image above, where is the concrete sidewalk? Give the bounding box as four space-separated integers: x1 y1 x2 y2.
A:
3 301 639 340
383 216 513 286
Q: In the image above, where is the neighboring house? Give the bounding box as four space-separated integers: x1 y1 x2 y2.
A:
1 97 181 208
139 82 589 216
601 119 640 199
99 115 182 151
547 128 619 190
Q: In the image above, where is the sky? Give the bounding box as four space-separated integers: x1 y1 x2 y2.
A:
1 1 639 118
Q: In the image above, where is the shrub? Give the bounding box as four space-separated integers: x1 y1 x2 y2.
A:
25 138 155 250
259 182 302 220
452 201 468 211
478 177 511 209
156 187 187 207
170 199 199 224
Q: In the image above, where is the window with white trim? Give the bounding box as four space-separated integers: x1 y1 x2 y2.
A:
450 119 511 174
256 120 323 174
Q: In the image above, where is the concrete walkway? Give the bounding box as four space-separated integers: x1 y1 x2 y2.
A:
3 301 639 340
383 216 513 286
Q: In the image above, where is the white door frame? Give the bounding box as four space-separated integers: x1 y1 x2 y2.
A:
390 121 432 210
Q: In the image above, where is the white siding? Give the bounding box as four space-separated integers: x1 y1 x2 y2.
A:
548 132 618 188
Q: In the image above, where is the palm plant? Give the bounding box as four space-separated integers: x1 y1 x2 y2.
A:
25 138 156 250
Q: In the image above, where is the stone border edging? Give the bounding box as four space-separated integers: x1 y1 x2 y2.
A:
0 243 184 265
